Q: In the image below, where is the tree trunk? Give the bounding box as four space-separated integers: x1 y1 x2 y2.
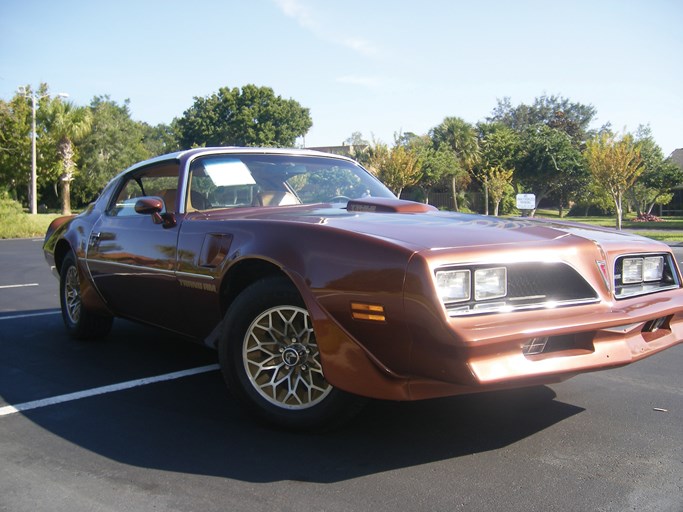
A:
615 192 623 230
646 194 661 215
59 138 75 215
451 177 459 211
483 184 489 216
61 177 72 215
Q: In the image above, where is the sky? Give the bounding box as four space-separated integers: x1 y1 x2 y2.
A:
1 0 681 155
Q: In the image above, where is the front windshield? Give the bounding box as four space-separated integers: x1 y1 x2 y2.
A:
188 154 395 209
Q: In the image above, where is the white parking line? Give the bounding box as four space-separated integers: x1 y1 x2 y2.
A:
0 283 39 289
0 311 60 320
0 364 221 417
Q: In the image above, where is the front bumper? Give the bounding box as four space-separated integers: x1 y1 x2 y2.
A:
466 311 683 386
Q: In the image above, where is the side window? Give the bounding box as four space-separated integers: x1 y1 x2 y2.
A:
146 176 181 212
188 173 212 211
109 178 147 217
107 163 181 216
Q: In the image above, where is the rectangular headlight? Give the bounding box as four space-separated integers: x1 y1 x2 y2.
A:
622 258 643 284
643 256 664 282
436 269 470 303
474 267 507 300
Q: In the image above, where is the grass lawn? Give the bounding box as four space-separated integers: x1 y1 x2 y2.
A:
0 199 63 239
0 212 62 239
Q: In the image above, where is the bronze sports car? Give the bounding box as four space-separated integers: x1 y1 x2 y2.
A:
44 147 683 429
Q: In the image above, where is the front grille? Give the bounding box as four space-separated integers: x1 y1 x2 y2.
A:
443 262 599 317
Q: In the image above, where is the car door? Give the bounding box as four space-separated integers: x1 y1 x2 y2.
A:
85 162 184 332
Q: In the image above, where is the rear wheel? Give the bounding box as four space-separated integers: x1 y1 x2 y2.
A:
59 251 113 340
219 277 363 430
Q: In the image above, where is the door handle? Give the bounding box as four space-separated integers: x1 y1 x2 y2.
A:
88 232 101 247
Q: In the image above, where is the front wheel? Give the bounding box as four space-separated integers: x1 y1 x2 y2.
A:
219 277 364 430
59 251 113 340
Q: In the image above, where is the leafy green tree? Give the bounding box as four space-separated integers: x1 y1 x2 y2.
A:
398 134 463 204
367 140 422 198
344 131 370 146
585 132 644 230
482 166 514 216
74 97 152 204
74 97 176 207
476 123 520 214
0 95 32 202
489 94 596 142
174 84 312 148
517 125 586 216
416 143 468 205
627 126 683 215
430 117 479 210
141 122 179 157
0 84 60 208
44 100 93 214
341 131 372 167
570 179 614 216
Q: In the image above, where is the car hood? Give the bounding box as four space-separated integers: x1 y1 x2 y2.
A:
200 198 664 253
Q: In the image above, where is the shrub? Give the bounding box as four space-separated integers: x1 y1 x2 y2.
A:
0 197 60 239
633 213 663 222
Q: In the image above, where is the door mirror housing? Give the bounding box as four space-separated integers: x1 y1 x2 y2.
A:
135 197 176 228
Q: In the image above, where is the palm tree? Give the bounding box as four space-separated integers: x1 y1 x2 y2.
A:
46 101 92 214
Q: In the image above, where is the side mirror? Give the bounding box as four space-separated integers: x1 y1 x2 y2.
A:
134 196 164 216
134 197 176 228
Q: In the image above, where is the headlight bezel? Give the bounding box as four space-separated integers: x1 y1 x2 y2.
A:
435 269 471 303
615 253 678 299
474 267 507 301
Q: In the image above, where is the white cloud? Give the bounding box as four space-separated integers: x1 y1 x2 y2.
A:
272 0 318 31
341 37 379 58
272 0 379 58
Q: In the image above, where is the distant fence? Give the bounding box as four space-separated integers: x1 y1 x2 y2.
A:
400 190 483 211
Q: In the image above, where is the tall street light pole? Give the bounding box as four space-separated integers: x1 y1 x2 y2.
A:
17 86 69 214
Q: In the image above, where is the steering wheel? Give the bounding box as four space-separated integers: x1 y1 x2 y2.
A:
328 195 351 203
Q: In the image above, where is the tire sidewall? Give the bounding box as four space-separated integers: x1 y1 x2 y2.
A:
59 252 82 336
59 251 112 340
219 277 356 430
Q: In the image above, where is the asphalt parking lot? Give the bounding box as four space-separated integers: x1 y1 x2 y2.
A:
1 238 682 512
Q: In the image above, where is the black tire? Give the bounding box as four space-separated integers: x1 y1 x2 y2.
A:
59 251 113 340
219 277 364 430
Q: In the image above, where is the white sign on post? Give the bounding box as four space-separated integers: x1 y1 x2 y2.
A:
516 193 536 210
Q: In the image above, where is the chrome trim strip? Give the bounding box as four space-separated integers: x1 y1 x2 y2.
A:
615 283 680 299
85 260 216 281
447 297 600 317
602 323 642 334
86 260 176 276
176 271 215 281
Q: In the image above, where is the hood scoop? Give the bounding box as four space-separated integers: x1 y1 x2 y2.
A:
346 197 438 214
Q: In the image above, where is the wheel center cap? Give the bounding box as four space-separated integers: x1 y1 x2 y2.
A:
282 344 307 367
